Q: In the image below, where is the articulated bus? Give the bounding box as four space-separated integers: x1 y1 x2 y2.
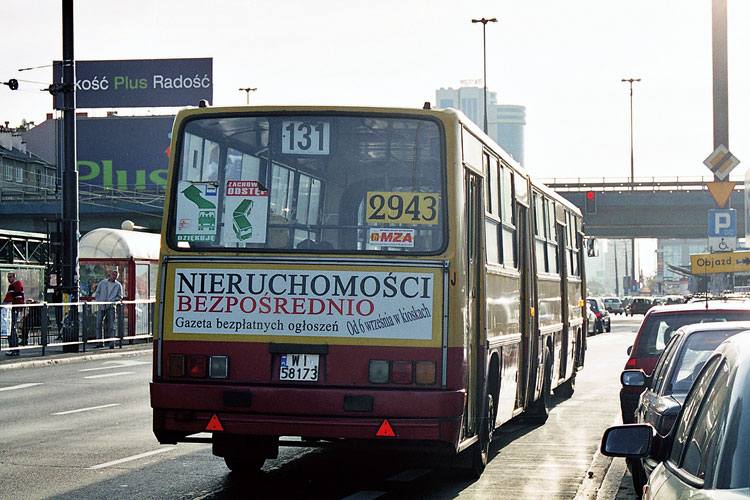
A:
151 105 587 476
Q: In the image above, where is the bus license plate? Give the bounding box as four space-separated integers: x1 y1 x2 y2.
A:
279 354 320 382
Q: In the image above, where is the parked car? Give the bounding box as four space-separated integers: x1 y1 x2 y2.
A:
603 297 625 315
627 296 654 316
620 299 750 425
602 330 750 499
662 295 685 305
586 302 596 336
621 321 750 496
587 297 611 334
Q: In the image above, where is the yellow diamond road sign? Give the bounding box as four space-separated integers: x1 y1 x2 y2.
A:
704 145 740 181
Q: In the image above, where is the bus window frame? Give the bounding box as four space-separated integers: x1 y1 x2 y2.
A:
165 110 450 256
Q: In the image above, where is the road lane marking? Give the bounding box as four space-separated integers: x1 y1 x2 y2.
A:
79 360 149 372
0 383 43 392
340 492 386 500
386 468 431 482
53 403 121 415
83 372 135 379
88 447 175 470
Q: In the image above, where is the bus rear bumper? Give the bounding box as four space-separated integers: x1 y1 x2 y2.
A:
151 382 465 444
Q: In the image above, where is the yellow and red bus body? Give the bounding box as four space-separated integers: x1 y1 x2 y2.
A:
151 106 586 473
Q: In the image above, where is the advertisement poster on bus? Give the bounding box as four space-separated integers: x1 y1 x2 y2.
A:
175 181 218 242
170 267 436 340
221 181 269 244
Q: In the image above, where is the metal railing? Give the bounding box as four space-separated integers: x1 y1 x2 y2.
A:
539 175 747 193
0 182 166 209
0 299 154 356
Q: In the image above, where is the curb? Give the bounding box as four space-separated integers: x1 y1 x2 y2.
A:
597 457 628 500
575 449 614 500
0 344 152 371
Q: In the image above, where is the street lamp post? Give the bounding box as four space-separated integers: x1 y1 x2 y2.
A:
239 87 257 105
622 78 640 292
472 17 497 134
621 78 641 189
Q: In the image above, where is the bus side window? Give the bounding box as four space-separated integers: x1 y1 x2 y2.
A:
266 215 292 248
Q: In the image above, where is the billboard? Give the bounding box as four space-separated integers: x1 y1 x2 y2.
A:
53 58 212 109
76 116 174 190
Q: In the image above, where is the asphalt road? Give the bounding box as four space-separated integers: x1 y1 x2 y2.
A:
0 316 643 500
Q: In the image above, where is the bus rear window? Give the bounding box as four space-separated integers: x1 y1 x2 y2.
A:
170 114 445 253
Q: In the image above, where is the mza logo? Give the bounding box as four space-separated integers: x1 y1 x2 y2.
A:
369 229 415 248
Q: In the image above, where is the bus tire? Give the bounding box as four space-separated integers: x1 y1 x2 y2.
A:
556 374 575 399
224 456 265 474
470 393 495 478
526 348 552 423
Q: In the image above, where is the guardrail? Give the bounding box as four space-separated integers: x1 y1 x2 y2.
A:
539 176 747 193
0 182 166 209
0 299 154 356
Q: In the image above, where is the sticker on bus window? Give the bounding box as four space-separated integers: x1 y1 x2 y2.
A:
222 180 269 244
365 192 439 225
281 120 330 155
175 181 218 242
368 228 415 247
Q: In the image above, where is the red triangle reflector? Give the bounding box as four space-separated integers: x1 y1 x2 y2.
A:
205 414 224 432
376 419 396 437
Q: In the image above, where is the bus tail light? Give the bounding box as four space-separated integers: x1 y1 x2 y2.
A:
189 355 207 378
369 360 437 385
415 361 436 385
167 354 228 379
391 361 413 384
369 360 389 384
167 354 186 377
209 356 229 379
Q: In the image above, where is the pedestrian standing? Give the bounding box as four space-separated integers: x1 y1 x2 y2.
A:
94 269 123 348
4 272 25 356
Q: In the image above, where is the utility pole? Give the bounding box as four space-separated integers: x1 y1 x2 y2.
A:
61 0 80 351
471 17 497 134
239 87 257 105
614 240 620 296
622 77 640 292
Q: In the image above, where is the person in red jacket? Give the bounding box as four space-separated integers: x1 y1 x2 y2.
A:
4 272 24 356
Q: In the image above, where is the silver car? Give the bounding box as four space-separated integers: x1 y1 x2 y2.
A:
601 330 750 499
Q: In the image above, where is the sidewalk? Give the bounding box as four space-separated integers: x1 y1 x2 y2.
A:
0 341 152 371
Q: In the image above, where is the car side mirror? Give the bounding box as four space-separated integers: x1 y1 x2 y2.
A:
601 424 654 458
621 369 647 388
627 345 633 356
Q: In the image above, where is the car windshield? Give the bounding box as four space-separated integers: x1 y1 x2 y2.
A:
636 312 750 359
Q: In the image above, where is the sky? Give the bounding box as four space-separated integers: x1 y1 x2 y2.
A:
3 0 750 184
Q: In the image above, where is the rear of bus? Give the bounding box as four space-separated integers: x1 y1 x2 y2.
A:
150 107 466 470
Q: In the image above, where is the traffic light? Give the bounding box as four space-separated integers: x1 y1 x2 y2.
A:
585 191 596 214
3 79 19 91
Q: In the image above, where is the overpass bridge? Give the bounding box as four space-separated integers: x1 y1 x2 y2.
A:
543 176 747 239
0 176 745 241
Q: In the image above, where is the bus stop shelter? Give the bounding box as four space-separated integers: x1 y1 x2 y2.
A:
79 228 160 338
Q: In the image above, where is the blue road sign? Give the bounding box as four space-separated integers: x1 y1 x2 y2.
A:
709 209 736 237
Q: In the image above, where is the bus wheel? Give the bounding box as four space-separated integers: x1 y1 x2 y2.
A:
526 349 552 423
470 393 495 478
224 456 265 474
556 374 575 399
